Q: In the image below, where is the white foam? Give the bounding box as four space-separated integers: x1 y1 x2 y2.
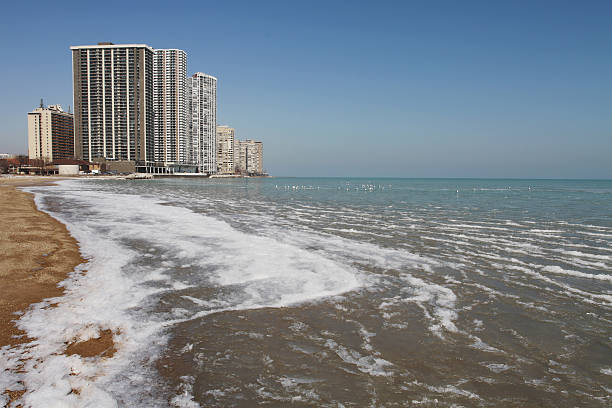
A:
549 247 612 260
491 262 612 306
376 273 458 337
1 180 363 407
171 376 200 408
411 380 481 400
399 273 458 336
277 376 322 402
468 335 503 353
539 265 612 282
469 282 520 299
0 202 167 405
324 339 393 377
575 230 612 239
442 222 512 232
484 363 511 373
263 220 462 336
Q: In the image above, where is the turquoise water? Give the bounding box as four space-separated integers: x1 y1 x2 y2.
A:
4 178 611 407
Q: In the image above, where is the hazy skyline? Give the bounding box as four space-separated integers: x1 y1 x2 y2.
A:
1 0 610 178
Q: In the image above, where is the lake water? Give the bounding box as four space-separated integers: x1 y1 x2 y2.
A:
2 178 611 407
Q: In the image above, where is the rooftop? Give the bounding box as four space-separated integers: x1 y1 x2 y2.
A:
192 72 218 81
70 43 154 51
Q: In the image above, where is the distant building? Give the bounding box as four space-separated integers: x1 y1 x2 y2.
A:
216 126 235 174
236 140 247 173
27 104 74 162
236 139 263 175
70 43 154 163
187 72 217 173
153 49 188 165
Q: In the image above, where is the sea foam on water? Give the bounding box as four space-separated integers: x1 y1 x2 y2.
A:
2 177 611 407
1 180 362 407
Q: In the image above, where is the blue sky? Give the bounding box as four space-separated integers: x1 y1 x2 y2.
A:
1 0 610 178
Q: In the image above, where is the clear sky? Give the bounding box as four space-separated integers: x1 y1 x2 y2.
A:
1 0 610 178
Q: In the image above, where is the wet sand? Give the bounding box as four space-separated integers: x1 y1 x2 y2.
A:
0 176 116 403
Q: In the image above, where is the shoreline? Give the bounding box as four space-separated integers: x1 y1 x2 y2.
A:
0 176 85 348
0 176 116 404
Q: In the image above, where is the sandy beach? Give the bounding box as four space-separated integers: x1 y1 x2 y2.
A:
0 176 83 347
0 176 116 404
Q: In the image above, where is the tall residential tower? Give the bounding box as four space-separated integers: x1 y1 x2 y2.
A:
71 43 154 163
187 73 217 173
153 49 187 165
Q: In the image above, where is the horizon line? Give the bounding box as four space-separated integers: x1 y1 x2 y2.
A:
262 176 612 181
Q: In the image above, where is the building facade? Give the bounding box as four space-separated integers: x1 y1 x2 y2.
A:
153 49 187 165
216 125 235 174
186 72 217 173
28 104 74 162
71 43 154 163
236 139 263 175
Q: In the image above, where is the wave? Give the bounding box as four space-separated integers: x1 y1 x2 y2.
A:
1 180 362 407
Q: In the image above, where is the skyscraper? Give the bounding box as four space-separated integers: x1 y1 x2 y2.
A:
216 125 235 174
187 72 217 173
71 43 154 163
27 104 74 162
153 49 187 165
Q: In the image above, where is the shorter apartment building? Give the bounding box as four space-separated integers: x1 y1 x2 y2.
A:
216 126 235 174
236 139 263 175
28 104 74 162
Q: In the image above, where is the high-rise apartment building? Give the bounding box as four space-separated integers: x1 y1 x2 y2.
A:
216 125 235 174
28 104 74 162
187 72 217 173
236 139 263 175
153 49 187 165
71 43 154 163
